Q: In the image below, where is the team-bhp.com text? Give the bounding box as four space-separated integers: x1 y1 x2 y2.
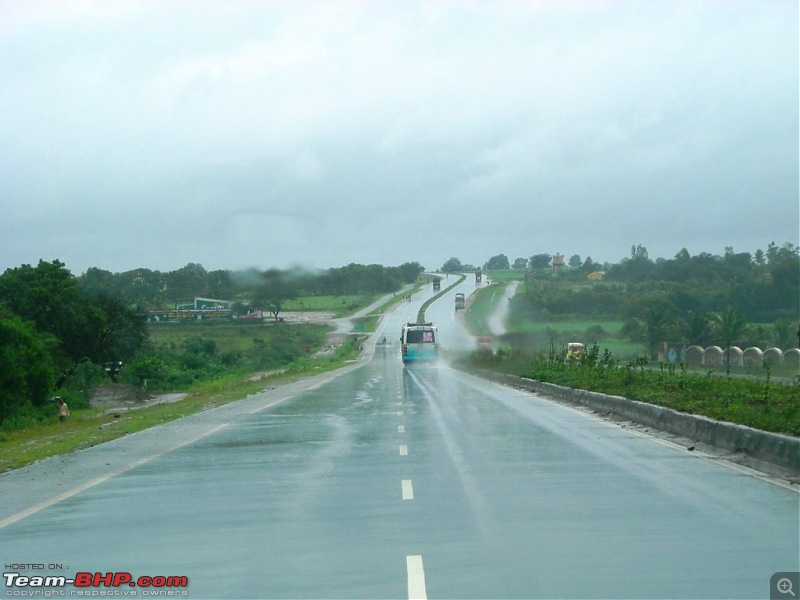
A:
4 572 188 597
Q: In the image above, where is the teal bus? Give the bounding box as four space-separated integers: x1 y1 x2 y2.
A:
400 322 439 364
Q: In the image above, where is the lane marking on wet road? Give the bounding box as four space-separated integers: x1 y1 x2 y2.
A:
398 425 405 433
399 444 408 456
406 555 427 600
402 479 414 499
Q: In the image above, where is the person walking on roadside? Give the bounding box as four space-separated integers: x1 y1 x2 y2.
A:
57 397 70 423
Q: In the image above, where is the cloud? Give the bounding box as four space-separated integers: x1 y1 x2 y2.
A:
0 0 796 275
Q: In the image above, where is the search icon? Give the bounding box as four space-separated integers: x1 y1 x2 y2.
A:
778 578 796 597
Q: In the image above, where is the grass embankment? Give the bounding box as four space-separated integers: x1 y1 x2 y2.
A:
464 347 800 437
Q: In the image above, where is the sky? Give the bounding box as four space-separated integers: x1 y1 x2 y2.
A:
1 0 797 276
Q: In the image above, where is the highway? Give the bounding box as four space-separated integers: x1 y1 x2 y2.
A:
1 278 798 599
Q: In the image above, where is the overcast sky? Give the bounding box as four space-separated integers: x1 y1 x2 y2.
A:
1 0 797 275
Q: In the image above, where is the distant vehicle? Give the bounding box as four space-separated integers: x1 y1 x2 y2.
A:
432 277 441 291
566 342 584 363
401 322 438 364
475 267 482 284
476 336 493 353
455 292 465 310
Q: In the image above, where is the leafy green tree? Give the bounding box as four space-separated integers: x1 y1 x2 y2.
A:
109 268 168 309
0 310 57 423
206 269 235 299
484 254 510 271
529 254 552 270
769 243 799 301
512 257 528 269
441 257 464 273
393 262 425 283
78 292 148 365
568 254 582 268
581 256 600 274
0 260 84 366
712 307 749 373
0 260 148 373
79 267 118 296
254 269 301 322
164 263 208 304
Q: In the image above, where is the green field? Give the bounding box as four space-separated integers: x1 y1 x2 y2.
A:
147 321 331 354
283 294 379 315
483 270 525 283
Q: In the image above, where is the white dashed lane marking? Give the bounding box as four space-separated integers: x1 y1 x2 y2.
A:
401 479 414 500
406 555 427 600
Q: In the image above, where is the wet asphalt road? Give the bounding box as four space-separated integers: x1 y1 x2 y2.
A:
1 280 798 599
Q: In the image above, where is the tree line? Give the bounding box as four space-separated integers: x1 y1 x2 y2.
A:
80 261 425 311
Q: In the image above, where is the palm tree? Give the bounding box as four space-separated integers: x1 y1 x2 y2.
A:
712 308 749 374
621 306 675 361
678 311 710 348
773 319 795 350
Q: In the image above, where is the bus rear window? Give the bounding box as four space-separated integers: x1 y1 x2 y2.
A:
406 330 435 343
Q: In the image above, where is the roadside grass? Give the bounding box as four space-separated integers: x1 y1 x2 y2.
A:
0 328 365 473
506 315 626 337
284 294 379 316
461 347 800 437
147 320 329 354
